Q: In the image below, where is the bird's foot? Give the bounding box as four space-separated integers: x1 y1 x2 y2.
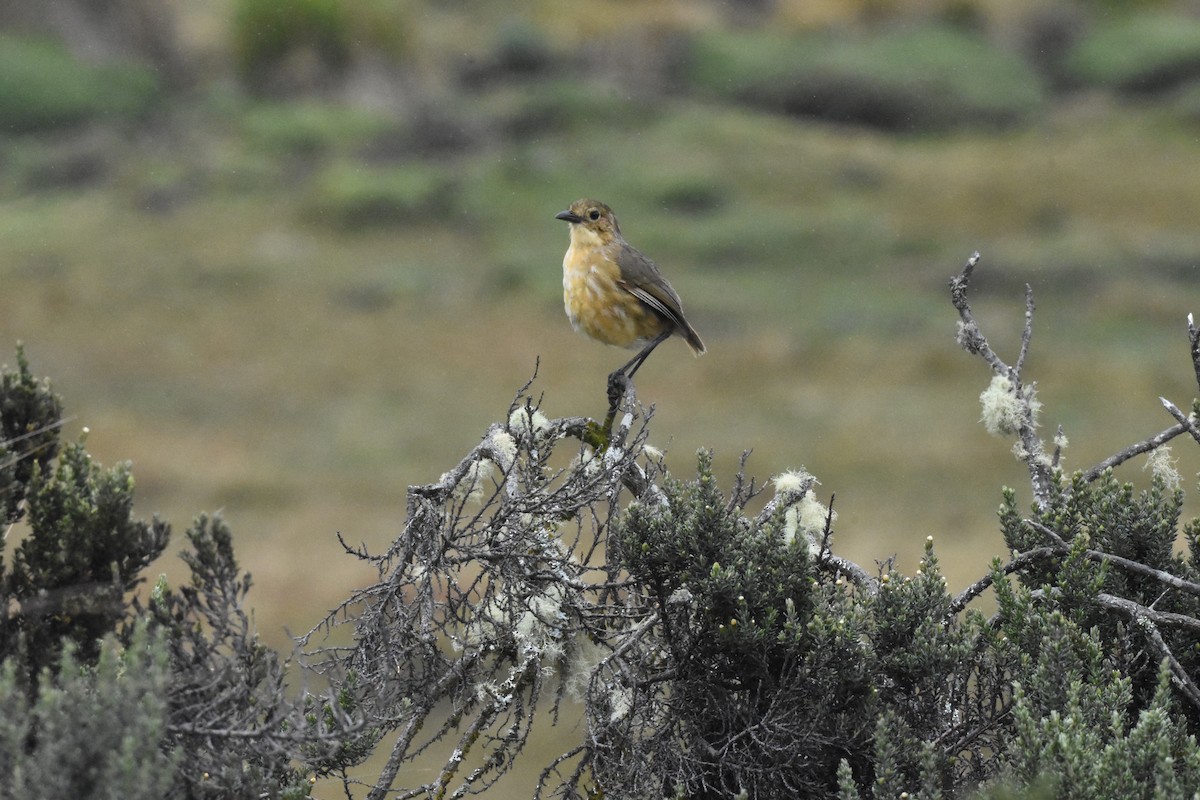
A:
606 370 629 413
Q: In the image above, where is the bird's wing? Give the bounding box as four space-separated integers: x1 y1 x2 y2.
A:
614 245 686 328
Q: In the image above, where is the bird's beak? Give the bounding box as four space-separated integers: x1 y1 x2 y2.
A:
555 209 583 224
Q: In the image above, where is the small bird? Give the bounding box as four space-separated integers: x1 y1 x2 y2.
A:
555 199 705 381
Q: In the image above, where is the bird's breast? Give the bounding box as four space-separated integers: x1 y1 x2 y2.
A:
562 244 658 349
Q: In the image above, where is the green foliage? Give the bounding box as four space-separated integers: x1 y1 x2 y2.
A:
1005 663 1200 799
231 0 413 87
145 514 324 798
231 0 352 81
0 35 159 133
684 24 1044 131
239 100 398 156
1064 12 1200 92
0 622 175 800
0 349 342 800
306 161 458 229
606 452 961 796
0 345 62 526
1002 471 1200 708
1 354 169 677
603 452 1200 798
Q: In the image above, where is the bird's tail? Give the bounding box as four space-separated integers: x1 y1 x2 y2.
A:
681 322 706 356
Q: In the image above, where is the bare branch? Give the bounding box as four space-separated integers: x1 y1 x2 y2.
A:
947 547 1059 617
1024 519 1200 598
301 378 672 799
1188 313 1200 394
1159 397 1200 446
1079 422 1190 483
1098 592 1200 636
949 252 1054 506
1015 284 1034 379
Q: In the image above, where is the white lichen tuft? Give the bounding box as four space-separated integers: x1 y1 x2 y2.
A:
782 507 800 545
773 469 814 498
643 443 664 461
979 375 1040 437
507 406 551 442
798 493 834 539
954 320 970 348
570 447 603 479
461 595 510 649
773 469 833 553
608 685 634 723
514 584 569 670
1145 446 1182 490
487 428 518 464
563 637 608 703
452 458 495 503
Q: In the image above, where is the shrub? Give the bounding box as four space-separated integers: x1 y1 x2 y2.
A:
0 347 354 798
300 253 1200 798
685 24 1045 131
0 623 175 800
1064 12 1200 93
231 0 351 84
0 35 159 133
8 240 1200 799
305 161 457 228
239 100 397 156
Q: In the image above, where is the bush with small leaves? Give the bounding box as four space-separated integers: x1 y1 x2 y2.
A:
0 349 356 800
0 622 174 800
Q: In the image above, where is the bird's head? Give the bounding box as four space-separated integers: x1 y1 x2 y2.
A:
555 199 621 244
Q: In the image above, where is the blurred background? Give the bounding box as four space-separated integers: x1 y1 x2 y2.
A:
3 0 1200 735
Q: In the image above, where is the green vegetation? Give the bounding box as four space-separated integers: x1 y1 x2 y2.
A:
0 35 158 133
237 101 398 156
305 161 458 229
685 24 1045 130
297 341 1200 796
0 624 175 800
0 352 342 797
231 0 352 79
1064 11 1200 92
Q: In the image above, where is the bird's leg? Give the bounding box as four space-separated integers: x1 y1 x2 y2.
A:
617 329 672 380
604 329 670 426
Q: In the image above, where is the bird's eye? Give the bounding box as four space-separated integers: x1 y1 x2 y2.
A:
588 209 601 221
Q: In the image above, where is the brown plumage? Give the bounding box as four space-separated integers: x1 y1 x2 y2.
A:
555 198 704 378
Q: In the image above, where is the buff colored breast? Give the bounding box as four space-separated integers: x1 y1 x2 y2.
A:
562 241 657 350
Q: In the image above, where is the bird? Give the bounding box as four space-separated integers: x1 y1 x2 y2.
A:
555 198 705 383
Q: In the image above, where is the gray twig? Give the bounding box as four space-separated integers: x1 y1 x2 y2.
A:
949 252 1053 506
